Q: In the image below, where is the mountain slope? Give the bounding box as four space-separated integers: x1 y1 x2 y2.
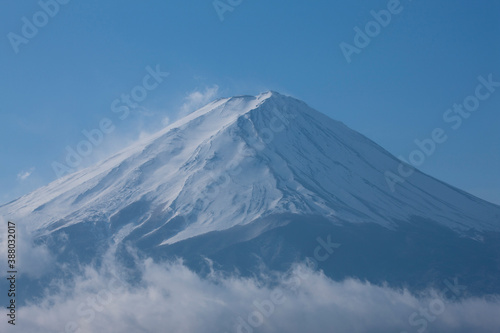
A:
1 91 499 297
2 92 498 240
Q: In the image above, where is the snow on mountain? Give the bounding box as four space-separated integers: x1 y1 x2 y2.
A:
1 92 499 247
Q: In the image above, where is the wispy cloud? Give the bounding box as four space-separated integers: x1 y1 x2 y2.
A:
17 167 35 181
0 217 53 279
4 257 500 333
180 85 219 116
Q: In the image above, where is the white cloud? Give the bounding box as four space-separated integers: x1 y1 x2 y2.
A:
161 116 170 126
3 257 500 333
0 217 53 279
16 167 35 181
180 85 220 116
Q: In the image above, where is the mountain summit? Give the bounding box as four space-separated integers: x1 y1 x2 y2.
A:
2 91 499 296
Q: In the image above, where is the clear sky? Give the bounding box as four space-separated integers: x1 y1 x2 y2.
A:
0 0 499 205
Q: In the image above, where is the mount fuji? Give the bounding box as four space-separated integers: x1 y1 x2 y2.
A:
2 91 500 301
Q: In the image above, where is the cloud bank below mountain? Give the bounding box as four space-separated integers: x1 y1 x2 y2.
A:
3 256 499 333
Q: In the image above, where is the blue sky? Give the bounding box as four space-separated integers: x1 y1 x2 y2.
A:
0 0 499 205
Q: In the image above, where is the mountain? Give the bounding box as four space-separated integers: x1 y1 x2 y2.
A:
2 91 500 299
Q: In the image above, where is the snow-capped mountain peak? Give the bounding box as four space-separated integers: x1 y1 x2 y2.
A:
1 92 499 247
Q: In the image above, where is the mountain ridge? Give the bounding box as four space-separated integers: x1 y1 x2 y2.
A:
2 92 499 247
2 91 500 300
